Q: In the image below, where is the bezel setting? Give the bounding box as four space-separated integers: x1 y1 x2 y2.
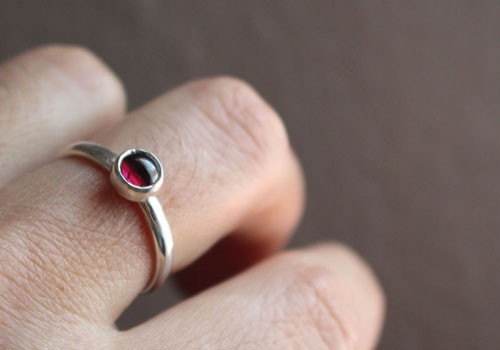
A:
111 149 163 202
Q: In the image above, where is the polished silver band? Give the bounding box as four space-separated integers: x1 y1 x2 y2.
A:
64 142 173 293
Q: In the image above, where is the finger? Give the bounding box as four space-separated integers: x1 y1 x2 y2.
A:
118 244 385 350
0 45 126 186
0 78 303 328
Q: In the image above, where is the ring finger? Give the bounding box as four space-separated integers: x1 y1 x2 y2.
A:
0 76 304 345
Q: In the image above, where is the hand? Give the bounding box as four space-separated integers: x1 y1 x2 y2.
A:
0 46 384 349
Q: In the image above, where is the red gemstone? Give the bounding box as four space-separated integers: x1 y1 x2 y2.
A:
120 154 159 187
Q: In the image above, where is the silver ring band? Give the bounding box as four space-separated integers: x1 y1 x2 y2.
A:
64 142 173 293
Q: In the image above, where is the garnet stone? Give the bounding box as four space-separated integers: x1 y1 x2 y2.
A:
120 153 159 187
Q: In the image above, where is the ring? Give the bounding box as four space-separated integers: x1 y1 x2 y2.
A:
63 142 173 293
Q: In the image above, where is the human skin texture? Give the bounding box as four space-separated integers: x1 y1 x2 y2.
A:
0 46 385 349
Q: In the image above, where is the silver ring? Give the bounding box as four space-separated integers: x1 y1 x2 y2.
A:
63 142 173 293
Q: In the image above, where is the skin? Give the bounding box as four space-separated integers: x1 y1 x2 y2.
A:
0 45 385 350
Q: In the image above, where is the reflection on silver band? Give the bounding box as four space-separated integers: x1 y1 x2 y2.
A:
64 142 173 293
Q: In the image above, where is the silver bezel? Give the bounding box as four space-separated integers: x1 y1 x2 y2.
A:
110 149 163 202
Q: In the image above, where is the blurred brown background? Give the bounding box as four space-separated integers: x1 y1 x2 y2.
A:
1 1 500 349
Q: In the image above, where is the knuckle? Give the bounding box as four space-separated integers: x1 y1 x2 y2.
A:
26 44 125 111
35 44 103 71
187 76 289 167
266 251 358 349
31 44 103 75
34 44 96 62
